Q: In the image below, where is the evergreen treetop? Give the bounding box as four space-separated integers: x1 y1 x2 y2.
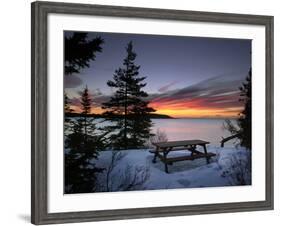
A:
102 41 155 149
64 32 104 75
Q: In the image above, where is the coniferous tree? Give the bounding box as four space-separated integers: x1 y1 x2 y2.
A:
65 86 105 193
102 42 155 149
64 32 104 75
237 69 252 150
64 32 105 193
224 69 252 150
64 92 74 133
80 86 93 136
64 92 73 114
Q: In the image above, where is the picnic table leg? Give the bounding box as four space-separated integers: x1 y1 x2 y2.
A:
152 146 159 163
163 148 170 173
203 144 210 164
189 145 196 158
163 151 168 173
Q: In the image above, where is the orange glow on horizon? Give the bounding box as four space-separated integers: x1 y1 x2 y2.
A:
70 104 242 118
68 88 243 118
153 107 242 118
69 105 104 115
148 97 243 118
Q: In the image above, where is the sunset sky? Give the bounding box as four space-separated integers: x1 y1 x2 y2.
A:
64 31 251 118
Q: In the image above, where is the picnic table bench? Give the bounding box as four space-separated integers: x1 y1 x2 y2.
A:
150 139 216 173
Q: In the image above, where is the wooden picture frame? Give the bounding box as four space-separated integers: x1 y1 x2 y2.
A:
31 1 274 224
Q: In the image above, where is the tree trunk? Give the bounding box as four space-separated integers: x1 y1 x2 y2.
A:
124 72 128 149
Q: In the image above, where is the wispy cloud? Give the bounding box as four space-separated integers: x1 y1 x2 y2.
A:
147 74 245 117
67 74 246 117
158 81 178 92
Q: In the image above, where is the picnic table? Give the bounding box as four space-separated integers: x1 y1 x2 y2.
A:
151 139 216 173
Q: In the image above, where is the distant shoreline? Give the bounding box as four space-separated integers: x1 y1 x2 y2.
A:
65 112 237 120
65 112 173 119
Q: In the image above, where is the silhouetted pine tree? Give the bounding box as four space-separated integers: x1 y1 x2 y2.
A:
64 92 73 113
102 41 155 149
65 86 105 193
237 69 252 150
64 32 105 193
224 69 252 150
64 32 104 75
80 86 94 136
64 92 73 133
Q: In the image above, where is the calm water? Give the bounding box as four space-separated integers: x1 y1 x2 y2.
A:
151 118 234 147
67 117 235 147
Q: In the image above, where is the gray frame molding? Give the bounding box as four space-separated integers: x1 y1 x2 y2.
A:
31 1 274 225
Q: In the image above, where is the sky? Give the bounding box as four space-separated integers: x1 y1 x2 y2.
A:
64 31 251 118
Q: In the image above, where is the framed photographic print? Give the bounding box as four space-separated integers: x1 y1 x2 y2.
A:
31 1 274 225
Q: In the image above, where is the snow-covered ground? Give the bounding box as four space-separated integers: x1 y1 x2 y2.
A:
93 145 251 192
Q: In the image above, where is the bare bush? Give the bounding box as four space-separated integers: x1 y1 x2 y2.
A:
104 151 126 192
223 119 239 134
147 129 168 148
213 149 223 171
221 119 240 147
221 151 251 185
96 151 150 192
117 164 150 191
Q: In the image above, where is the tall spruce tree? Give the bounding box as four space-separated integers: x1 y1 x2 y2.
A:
102 41 155 149
237 69 252 150
80 86 93 136
224 69 252 150
65 86 105 193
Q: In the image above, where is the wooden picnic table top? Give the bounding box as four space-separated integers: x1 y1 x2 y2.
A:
153 139 210 149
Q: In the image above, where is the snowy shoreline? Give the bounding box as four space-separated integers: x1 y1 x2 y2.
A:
92 145 251 192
